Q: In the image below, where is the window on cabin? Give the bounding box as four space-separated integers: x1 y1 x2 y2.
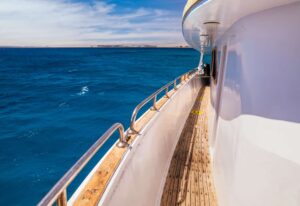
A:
211 48 218 83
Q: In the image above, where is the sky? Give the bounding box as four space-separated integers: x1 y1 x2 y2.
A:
0 0 188 47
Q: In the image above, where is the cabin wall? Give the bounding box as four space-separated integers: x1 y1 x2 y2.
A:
211 2 300 206
98 75 202 206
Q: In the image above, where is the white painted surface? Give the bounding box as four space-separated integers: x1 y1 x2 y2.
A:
215 115 300 206
183 0 299 51
184 1 300 206
96 75 202 206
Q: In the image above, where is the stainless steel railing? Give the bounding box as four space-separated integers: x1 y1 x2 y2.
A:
37 68 197 206
129 69 197 134
38 123 127 206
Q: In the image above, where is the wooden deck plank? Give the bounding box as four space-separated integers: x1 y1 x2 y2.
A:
161 87 217 206
177 104 198 206
168 110 191 205
176 123 191 205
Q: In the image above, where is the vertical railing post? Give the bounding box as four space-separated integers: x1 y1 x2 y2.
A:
153 95 158 110
56 189 67 206
116 124 128 148
181 75 184 84
165 86 169 98
174 79 177 90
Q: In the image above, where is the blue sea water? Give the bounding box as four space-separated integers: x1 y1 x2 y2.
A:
0 48 199 205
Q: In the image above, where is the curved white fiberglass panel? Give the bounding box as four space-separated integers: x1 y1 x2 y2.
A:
182 0 298 51
184 1 300 206
97 75 202 206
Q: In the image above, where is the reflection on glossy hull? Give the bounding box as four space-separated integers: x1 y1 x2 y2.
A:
183 1 300 205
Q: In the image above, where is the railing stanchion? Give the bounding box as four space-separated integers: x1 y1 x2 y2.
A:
165 86 169 98
153 95 158 110
174 79 177 90
56 189 67 206
116 125 128 148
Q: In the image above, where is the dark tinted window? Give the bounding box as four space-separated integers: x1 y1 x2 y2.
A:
211 48 218 83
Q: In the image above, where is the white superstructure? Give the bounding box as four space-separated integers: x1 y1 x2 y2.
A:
183 1 300 205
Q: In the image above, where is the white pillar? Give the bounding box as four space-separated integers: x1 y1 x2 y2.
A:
198 51 204 74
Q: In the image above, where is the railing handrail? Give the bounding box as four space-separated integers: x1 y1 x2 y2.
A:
129 82 172 133
38 68 198 206
130 69 197 134
37 123 127 206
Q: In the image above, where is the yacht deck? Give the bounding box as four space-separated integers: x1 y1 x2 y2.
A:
161 87 217 206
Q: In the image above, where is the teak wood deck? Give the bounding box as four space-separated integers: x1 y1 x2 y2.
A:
161 86 217 206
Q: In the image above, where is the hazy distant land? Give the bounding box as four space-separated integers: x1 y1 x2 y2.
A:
0 44 191 49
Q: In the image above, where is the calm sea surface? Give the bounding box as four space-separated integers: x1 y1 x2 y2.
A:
0 48 198 205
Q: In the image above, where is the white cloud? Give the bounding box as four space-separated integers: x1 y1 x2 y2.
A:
0 0 186 47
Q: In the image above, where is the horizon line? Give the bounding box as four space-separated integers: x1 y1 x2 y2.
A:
0 45 192 49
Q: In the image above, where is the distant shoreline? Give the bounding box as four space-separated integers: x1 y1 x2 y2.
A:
0 46 191 49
